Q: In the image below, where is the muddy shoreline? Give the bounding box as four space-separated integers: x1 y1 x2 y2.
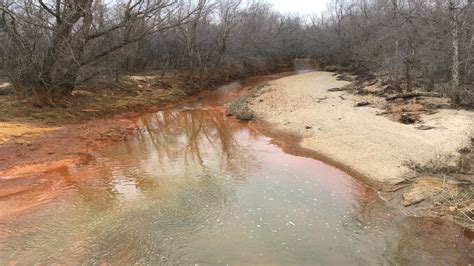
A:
0 71 297 172
0 94 204 173
0 71 299 218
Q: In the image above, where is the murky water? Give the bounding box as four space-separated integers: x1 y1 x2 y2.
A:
0 75 473 264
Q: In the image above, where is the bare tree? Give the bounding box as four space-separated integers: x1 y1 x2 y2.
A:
304 0 472 103
449 0 472 103
1 0 472 106
215 0 241 66
0 0 200 105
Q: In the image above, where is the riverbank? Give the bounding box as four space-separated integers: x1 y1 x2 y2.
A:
1 69 473 262
243 71 473 227
0 64 302 145
1 69 472 227
0 70 297 174
1 77 472 264
0 72 204 176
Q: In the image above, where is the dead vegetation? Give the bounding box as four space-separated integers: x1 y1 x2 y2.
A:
398 134 474 229
323 65 468 126
225 84 270 121
0 122 56 145
226 97 255 121
4 66 293 126
0 0 303 106
0 72 189 127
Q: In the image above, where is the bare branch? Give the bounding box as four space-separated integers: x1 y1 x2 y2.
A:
38 0 61 23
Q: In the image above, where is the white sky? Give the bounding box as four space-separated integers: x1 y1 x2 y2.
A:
267 0 330 15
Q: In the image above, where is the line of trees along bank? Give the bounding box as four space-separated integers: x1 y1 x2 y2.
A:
0 0 472 105
312 0 473 105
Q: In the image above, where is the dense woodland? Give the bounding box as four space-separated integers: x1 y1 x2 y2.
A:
0 0 472 105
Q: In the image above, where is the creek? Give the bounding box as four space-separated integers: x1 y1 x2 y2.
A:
0 73 472 264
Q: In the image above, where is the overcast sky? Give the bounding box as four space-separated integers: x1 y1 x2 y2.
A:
266 0 330 15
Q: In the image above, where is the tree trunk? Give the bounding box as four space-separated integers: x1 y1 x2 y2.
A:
405 62 413 93
391 0 401 89
450 0 461 104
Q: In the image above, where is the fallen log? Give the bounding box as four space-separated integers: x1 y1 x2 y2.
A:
386 92 442 101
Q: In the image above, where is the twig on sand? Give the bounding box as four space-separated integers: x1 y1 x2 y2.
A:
327 87 345 92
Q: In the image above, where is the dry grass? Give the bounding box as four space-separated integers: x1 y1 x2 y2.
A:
0 72 188 127
0 122 57 145
441 133 474 226
405 131 474 228
0 72 190 149
441 180 474 225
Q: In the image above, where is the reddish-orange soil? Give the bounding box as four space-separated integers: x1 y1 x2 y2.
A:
0 94 208 174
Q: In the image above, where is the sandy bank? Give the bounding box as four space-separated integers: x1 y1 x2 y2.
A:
249 71 473 187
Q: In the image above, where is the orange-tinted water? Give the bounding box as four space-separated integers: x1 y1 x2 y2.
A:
0 74 472 264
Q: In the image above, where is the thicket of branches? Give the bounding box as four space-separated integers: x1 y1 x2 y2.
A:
0 0 306 105
308 0 473 104
0 0 472 105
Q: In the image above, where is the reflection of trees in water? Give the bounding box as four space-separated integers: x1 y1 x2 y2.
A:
46 108 257 209
0 109 262 263
71 109 258 263
132 109 252 175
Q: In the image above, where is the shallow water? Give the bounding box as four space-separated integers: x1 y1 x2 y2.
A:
0 76 473 264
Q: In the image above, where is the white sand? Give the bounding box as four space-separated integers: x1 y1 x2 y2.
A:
250 71 473 186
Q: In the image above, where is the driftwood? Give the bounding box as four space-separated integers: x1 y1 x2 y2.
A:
356 101 370 107
327 87 346 92
386 92 442 101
